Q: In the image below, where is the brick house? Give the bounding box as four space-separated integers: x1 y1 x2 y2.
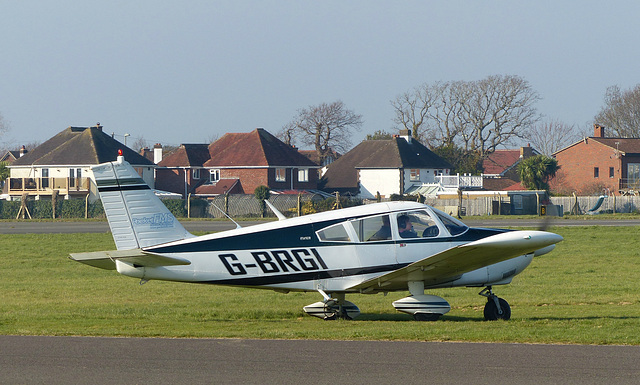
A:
1 146 27 164
5 125 155 201
321 130 452 198
552 124 640 195
156 128 320 197
482 145 539 191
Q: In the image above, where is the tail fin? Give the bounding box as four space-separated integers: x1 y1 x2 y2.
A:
92 154 193 250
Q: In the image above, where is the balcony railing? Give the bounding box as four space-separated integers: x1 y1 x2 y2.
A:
7 177 91 194
619 178 640 190
435 174 483 189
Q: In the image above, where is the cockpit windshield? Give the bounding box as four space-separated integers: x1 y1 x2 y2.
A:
430 208 469 236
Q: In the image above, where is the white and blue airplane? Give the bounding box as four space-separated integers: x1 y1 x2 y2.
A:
70 154 563 321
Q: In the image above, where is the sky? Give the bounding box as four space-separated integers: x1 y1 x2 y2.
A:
2 1 640 151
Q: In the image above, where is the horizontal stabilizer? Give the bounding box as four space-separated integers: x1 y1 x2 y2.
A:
69 249 191 270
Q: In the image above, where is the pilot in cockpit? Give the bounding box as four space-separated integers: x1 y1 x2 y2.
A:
397 215 418 238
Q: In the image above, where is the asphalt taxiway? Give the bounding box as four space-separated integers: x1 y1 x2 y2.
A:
2 336 639 384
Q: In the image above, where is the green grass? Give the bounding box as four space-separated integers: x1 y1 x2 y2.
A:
1 227 640 344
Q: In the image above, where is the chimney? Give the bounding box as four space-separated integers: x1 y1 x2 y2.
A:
19 145 27 157
94 122 102 131
153 143 163 164
399 129 412 143
594 124 605 138
520 144 534 158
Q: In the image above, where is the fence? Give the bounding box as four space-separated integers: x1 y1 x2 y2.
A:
1 193 638 220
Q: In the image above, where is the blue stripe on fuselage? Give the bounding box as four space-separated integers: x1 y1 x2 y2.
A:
146 223 507 254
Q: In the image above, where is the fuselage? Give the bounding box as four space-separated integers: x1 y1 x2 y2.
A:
114 202 540 293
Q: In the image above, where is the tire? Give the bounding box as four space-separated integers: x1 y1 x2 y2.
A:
483 298 511 321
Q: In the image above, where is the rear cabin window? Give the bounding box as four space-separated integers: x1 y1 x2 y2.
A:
316 223 353 242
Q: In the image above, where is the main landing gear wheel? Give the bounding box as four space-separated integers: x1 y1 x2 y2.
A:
479 286 511 321
323 300 352 320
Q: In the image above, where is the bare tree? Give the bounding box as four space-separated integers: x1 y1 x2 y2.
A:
392 75 541 158
594 85 640 137
525 119 579 155
131 135 149 152
0 111 10 146
282 100 363 163
391 83 438 144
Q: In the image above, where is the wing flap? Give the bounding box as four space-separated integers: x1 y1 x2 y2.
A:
349 230 563 293
69 249 191 270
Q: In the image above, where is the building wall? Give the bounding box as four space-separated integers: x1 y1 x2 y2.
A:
553 140 619 194
359 169 401 199
155 168 192 196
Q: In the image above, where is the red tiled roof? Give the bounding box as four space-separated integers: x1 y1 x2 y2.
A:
193 179 241 195
204 128 318 168
482 150 521 175
158 144 211 167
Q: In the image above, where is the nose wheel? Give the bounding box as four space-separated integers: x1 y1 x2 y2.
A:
479 286 511 321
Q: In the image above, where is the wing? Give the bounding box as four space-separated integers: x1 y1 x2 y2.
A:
348 230 562 293
69 249 191 270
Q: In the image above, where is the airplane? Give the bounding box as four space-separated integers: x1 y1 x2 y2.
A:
70 153 563 321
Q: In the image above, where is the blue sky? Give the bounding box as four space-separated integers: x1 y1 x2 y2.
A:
2 1 639 150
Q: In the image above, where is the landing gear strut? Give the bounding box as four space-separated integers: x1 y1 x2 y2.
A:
479 286 511 321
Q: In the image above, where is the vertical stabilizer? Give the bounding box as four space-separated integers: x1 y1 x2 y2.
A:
92 155 193 250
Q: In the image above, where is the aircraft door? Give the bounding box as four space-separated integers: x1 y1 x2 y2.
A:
349 215 396 269
394 210 451 265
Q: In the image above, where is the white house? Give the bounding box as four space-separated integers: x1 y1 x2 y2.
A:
322 130 453 199
6 125 155 201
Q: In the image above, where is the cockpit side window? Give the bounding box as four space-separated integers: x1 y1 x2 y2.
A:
351 215 392 242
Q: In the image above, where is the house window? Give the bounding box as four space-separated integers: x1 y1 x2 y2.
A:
410 169 420 181
609 167 615 178
629 163 640 188
69 168 81 187
193 169 200 180
594 167 599 178
298 168 309 183
41 168 49 189
275 168 286 182
209 169 220 183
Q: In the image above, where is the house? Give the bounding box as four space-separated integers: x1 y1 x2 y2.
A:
321 130 453 199
6 124 155 201
155 143 241 198
482 145 539 191
1 146 27 164
156 128 320 197
299 148 341 177
552 124 640 195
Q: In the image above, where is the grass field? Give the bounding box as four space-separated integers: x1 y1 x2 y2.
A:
1 226 639 344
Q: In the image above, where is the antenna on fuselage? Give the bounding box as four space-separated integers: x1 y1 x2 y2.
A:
210 202 242 229
265 199 287 221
